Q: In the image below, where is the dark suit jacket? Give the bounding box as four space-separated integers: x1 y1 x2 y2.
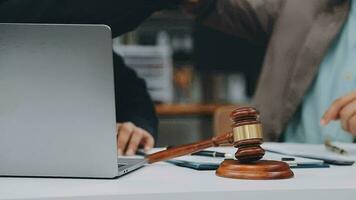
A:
188 0 349 141
0 0 180 138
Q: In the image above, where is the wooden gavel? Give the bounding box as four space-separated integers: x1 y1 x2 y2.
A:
147 106 294 180
147 107 265 164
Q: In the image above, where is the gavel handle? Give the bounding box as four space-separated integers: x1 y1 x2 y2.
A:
147 132 234 164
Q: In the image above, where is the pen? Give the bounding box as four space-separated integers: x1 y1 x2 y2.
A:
291 163 330 168
324 139 348 155
191 150 233 158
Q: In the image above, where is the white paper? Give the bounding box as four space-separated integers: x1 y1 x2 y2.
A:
262 142 356 163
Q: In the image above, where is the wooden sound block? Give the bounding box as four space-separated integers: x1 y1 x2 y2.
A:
216 160 294 180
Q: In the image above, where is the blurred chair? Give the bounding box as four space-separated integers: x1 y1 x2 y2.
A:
213 105 238 136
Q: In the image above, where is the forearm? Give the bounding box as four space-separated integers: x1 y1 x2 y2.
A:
114 54 158 140
182 0 284 45
0 0 179 37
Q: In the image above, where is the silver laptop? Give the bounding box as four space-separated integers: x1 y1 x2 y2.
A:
0 23 146 178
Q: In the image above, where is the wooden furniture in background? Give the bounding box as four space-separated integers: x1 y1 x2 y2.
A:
156 104 240 135
213 105 237 136
155 104 234 146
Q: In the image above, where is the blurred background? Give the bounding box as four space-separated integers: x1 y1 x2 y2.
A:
113 9 266 146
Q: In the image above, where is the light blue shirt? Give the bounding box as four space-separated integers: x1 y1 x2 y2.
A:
283 0 356 143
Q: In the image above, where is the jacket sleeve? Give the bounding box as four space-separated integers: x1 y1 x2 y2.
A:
113 54 158 140
185 0 285 45
0 0 180 37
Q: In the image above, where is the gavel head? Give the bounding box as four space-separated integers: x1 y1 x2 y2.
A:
230 107 265 163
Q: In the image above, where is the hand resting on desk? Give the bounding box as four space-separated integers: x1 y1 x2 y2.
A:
116 122 155 156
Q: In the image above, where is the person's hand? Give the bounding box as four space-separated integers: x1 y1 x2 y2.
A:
116 122 154 156
321 91 356 136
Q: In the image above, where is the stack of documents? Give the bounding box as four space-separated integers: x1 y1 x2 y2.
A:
164 146 330 170
262 142 356 165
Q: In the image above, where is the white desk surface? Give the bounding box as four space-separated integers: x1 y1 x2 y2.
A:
1 145 356 200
